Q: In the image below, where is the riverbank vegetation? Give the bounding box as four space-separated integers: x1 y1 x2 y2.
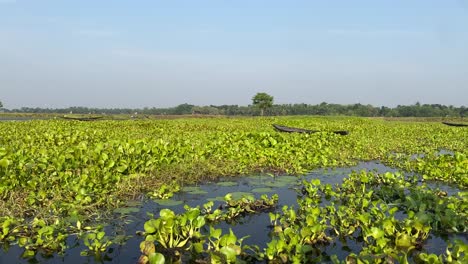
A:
2 102 467 117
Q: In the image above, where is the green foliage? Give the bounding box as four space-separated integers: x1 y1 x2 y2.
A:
0 116 467 261
138 194 269 263
209 193 278 222
413 152 467 187
147 180 180 199
6 102 467 117
81 228 112 255
252 92 274 116
143 208 205 249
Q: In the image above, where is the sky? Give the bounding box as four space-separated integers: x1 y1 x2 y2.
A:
0 0 467 109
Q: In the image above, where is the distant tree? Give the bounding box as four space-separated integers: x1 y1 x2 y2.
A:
379 106 391 116
460 107 468 118
252 92 274 116
173 103 194 115
192 106 220 115
0 100 2 108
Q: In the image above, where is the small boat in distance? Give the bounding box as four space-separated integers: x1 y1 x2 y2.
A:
60 116 104 121
272 124 349 136
442 121 468 127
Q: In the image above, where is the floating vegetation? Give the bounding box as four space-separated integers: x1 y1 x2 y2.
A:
228 192 254 200
181 186 202 192
276 175 299 182
264 181 289 188
138 171 468 263
215 181 238 187
186 189 208 195
152 199 184 207
147 181 180 199
138 194 279 263
125 200 143 207
246 179 268 186
113 207 140 215
181 186 208 195
0 117 466 262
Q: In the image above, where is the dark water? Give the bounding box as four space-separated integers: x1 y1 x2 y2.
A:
0 161 465 263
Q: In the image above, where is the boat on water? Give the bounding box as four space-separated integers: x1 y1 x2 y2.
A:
272 124 349 136
441 122 468 127
60 116 104 121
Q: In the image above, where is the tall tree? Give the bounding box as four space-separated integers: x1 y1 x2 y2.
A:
252 92 274 116
0 100 2 108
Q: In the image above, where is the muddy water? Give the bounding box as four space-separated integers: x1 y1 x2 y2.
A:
0 161 465 263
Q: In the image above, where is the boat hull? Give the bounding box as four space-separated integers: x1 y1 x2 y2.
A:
272 124 349 135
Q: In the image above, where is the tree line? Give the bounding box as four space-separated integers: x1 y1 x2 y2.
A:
2 102 467 117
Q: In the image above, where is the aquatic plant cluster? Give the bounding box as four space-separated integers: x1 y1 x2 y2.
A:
137 173 467 263
138 193 278 263
0 117 467 262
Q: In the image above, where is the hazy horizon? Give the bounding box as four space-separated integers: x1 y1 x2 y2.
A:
4 100 467 110
1 0 467 109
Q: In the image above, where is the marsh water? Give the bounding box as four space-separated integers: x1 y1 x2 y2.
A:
0 161 465 263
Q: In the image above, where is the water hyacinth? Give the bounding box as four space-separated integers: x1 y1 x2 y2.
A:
0 117 466 262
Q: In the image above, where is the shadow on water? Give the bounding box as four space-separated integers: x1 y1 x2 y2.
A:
0 161 465 263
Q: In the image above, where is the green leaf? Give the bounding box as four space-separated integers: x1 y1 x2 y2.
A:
97 231 105 240
396 233 413 249
144 219 158 234
194 216 206 229
148 252 165 264
140 241 155 255
264 181 288 188
186 208 200 221
113 207 140 214
210 253 223 264
311 179 321 186
228 192 253 200
210 227 222 239
216 181 238 187
153 199 183 206
181 186 208 194
220 246 237 263
0 158 10 168
107 160 115 168
193 242 204 253
219 229 237 247
369 227 384 239
116 164 128 173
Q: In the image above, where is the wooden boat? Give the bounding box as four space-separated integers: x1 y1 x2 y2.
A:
272 124 349 136
441 122 468 127
60 116 104 121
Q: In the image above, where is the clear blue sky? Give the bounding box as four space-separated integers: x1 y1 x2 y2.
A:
1 0 467 109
